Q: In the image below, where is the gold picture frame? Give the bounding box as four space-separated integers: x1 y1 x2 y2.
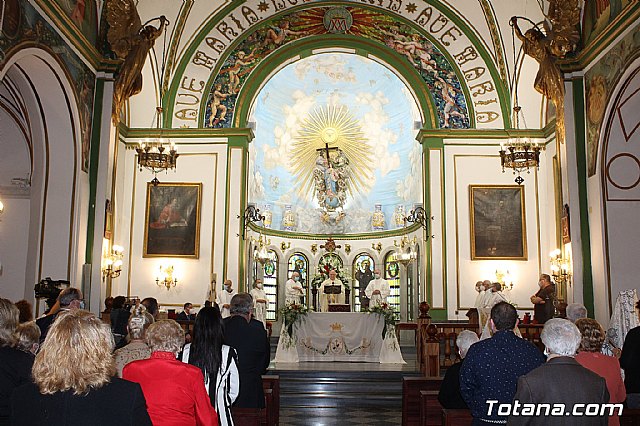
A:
470 185 527 260
143 182 202 258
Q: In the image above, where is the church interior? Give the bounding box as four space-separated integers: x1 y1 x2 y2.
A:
1 0 640 424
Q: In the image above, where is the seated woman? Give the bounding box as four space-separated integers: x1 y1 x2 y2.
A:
438 330 479 408
123 320 218 425
182 306 239 426
575 318 626 426
11 309 151 425
114 308 154 377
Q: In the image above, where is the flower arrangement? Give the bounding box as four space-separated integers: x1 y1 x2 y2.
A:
310 263 350 289
366 303 397 338
278 303 310 344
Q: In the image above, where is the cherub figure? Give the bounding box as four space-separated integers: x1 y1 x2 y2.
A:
262 20 304 47
208 83 230 127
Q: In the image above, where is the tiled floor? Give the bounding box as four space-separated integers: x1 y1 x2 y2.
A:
279 407 401 425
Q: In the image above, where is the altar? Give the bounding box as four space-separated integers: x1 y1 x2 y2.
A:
274 312 405 364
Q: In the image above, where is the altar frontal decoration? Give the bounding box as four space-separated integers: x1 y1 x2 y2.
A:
291 105 373 223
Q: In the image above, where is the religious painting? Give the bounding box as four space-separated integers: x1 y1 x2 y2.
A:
353 253 374 311
53 0 98 45
582 0 632 46
143 183 202 258
561 204 571 244
469 185 527 260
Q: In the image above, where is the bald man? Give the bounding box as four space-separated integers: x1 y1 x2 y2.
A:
216 279 237 318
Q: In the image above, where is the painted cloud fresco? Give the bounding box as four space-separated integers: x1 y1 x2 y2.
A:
249 52 423 234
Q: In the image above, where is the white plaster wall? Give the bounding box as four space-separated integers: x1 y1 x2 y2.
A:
444 143 552 319
0 198 31 301
112 139 228 310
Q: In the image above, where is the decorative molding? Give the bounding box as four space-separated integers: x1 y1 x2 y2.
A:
248 221 423 241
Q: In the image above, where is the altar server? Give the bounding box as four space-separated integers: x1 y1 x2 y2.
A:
365 268 391 307
285 272 304 305
319 270 345 312
216 280 236 318
250 279 268 329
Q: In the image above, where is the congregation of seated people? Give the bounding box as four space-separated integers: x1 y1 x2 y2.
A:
0 286 270 426
426 300 637 425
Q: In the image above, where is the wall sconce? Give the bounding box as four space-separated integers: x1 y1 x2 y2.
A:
550 249 571 285
310 244 318 255
495 269 514 290
102 245 124 280
344 244 351 255
238 204 265 240
156 263 178 290
280 241 291 252
371 242 382 254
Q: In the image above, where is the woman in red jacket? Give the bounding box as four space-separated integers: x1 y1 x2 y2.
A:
575 318 626 426
124 320 218 426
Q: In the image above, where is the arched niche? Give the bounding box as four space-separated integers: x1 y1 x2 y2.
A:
0 47 87 303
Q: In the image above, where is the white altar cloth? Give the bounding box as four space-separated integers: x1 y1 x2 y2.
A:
274 312 405 364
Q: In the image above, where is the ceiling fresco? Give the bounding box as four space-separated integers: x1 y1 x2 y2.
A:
248 52 423 235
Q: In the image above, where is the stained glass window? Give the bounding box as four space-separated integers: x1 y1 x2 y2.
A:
288 253 309 304
352 253 374 312
384 250 401 319
263 250 278 321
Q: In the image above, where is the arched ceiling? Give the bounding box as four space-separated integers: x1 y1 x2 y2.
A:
127 0 549 131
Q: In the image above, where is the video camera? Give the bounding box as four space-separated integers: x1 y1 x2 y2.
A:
34 277 70 299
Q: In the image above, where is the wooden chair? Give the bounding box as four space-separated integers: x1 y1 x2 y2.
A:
262 375 280 426
402 377 443 426
441 409 473 426
620 407 640 425
232 408 263 426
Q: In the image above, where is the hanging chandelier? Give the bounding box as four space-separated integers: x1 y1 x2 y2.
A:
251 233 274 265
391 234 417 267
500 21 543 185
499 106 541 185
136 106 178 185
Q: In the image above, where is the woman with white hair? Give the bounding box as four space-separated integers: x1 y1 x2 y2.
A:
510 319 610 425
438 330 479 409
123 320 218 425
114 309 154 377
11 309 152 425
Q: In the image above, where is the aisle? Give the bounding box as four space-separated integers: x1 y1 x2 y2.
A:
267 335 419 426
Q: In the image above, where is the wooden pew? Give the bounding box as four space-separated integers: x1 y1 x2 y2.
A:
417 390 442 426
231 375 280 426
441 409 473 426
620 408 640 425
402 377 443 426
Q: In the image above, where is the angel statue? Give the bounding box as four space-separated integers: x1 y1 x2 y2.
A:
106 0 168 124
510 0 579 144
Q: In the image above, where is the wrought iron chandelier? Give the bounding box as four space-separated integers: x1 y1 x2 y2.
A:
500 21 542 185
136 106 178 185
134 24 178 186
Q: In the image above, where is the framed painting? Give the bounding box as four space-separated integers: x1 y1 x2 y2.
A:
143 182 202 258
469 185 527 260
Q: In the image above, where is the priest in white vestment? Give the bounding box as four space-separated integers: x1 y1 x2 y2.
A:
319 270 345 312
216 280 236 318
365 268 391 307
250 279 268 329
285 271 304 305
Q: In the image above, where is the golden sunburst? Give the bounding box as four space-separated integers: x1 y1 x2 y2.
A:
290 105 373 200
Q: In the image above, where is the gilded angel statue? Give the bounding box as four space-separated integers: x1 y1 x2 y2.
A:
510 0 580 144
106 0 168 124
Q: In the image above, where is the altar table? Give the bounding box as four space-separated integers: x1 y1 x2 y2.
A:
274 312 405 364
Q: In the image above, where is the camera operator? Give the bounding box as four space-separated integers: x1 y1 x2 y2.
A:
35 288 84 344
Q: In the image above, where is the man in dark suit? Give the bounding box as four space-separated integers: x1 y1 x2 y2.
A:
36 287 83 344
176 302 196 321
460 302 545 425
509 319 610 425
223 293 270 408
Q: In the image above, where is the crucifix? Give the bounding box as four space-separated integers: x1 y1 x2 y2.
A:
317 142 338 165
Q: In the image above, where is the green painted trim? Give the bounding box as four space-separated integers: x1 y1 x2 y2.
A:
247 222 422 240
85 78 106 262
562 3 640 72
571 78 594 315
423 146 433 308
417 128 548 139
118 125 255 140
165 1 511 129
429 309 448 321
229 35 439 131
227 134 252 148
418 136 444 149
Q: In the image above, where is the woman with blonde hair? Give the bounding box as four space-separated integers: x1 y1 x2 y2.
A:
123 320 218 425
11 309 151 425
0 298 33 425
575 318 626 426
